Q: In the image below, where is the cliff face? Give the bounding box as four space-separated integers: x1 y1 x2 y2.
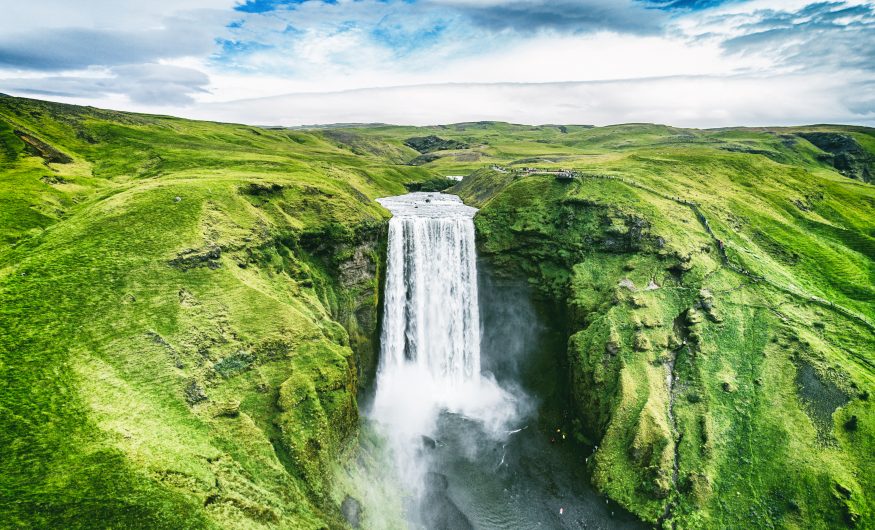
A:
455 149 874 527
297 219 387 389
797 132 874 183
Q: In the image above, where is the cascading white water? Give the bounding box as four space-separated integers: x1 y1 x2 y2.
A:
378 193 481 385
370 192 518 505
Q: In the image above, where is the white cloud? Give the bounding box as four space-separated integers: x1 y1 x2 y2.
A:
179 74 873 127
0 64 210 104
0 0 238 33
0 0 872 126
192 29 775 97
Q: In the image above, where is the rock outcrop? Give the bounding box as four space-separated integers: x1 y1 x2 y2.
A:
798 132 873 183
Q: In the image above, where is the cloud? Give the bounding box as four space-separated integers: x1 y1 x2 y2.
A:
234 0 330 13
186 75 874 127
0 2 233 105
0 26 213 71
216 0 671 73
212 0 467 80
0 0 872 125
210 0 678 84
0 64 210 105
640 0 741 10
0 1 237 33
210 0 872 94
0 3 235 71
724 2 875 71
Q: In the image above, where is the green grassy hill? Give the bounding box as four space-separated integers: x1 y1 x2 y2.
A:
1 94 872 529
444 124 875 528
0 95 431 528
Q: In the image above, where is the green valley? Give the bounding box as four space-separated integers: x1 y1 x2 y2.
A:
1 94 872 529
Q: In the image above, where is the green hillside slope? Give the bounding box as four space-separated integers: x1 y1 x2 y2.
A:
1 95 873 529
445 126 875 528
0 95 429 528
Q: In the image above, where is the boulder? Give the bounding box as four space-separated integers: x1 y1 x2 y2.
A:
341 495 362 528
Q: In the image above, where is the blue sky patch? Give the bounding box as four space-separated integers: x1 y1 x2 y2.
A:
234 0 336 14
370 21 448 54
639 0 741 10
215 38 273 57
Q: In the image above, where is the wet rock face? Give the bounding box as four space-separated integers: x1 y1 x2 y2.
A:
798 132 873 183
338 242 378 288
600 213 652 252
337 231 385 388
420 472 473 530
299 222 387 388
407 153 442 166
795 362 850 442
14 129 73 163
421 435 438 449
424 471 449 491
184 380 208 404
404 135 469 154
213 400 240 418
341 495 362 528
169 245 222 270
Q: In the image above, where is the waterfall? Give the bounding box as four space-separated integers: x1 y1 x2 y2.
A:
370 192 517 506
354 193 641 529
378 193 481 385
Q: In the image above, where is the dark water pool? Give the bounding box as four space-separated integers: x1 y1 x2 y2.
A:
408 264 647 529
421 410 646 529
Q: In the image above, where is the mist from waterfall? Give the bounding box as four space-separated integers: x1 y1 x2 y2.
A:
370 193 522 515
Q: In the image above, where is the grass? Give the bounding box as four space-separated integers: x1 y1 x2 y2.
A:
1 94 873 529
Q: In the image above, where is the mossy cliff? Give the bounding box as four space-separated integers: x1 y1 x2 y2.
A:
453 142 874 528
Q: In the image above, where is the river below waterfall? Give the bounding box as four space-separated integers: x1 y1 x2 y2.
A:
354 192 646 530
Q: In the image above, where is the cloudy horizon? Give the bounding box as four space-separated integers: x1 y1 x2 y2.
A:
1 0 873 127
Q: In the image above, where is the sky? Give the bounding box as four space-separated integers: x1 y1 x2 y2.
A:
0 0 873 127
